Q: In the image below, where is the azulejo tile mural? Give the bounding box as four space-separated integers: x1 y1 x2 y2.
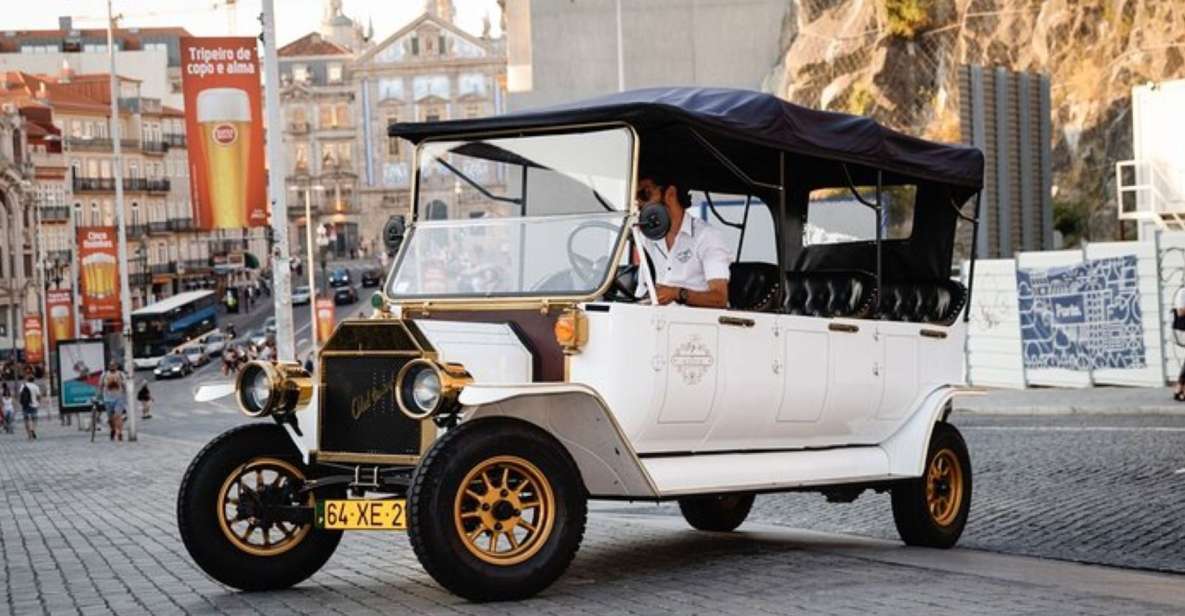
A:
1016 255 1145 370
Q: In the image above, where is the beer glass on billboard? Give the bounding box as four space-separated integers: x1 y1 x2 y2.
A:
198 88 251 229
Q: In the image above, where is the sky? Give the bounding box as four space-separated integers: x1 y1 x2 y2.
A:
6 1 503 47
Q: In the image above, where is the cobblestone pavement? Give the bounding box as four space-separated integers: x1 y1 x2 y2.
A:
3 410 1185 614
613 413 1185 574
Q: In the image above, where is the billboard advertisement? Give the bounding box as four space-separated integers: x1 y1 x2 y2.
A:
316 298 335 343
57 339 106 412
46 289 74 346
23 315 44 365
180 37 267 230
78 227 121 320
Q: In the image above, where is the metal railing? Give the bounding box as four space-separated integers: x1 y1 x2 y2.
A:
39 205 71 222
288 121 310 133
164 134 187 148
1116 159 1185 230
142 140 168 155
150 263 176 275
147 179 171 192
167 217 194 231
148 221 169 233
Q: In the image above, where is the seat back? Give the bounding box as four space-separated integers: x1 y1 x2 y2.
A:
728 262 781 312
784 270 876 318
874 279 966 323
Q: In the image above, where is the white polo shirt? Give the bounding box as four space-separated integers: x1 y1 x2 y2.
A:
638 213 733 294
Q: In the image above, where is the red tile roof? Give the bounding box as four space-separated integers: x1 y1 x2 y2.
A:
278 32 351 57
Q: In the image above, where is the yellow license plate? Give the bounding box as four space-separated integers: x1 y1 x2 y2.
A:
316 499 407 530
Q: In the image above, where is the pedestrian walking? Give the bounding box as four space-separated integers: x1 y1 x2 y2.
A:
19 375 40 440
101 362 127 442
1 383 14 434
137 383 153 420
1173 286 1185 401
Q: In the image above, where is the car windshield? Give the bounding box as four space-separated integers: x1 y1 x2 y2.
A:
161 356 184 366
293 286 309 294
387 127 633 300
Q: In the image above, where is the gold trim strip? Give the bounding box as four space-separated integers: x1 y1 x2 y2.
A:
920 328 948 339
316 452 420 465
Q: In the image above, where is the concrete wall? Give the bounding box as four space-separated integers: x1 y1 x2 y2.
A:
507 0 787 111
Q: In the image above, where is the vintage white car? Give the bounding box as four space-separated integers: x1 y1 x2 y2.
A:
177 87 984 602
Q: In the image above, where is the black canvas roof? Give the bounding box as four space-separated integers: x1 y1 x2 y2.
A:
389 87 984 191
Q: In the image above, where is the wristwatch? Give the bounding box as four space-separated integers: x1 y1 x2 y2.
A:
677 288 689 305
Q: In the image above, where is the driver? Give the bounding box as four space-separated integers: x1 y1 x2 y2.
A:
635 173 731 308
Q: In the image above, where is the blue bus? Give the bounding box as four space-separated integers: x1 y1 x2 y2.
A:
131 290 219 369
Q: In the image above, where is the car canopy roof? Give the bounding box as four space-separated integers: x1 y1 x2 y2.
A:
389 87 984 192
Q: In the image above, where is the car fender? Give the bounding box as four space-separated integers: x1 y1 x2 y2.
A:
459 383 659 498
878 385 978 477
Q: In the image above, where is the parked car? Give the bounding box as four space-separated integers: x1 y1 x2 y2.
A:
245 328 269 349
292 285 311 306
179 87 984 603
153 354 193 379
179 343 210 367
328 268 351 288
202 332 230 357
264 316 277 334
360 268 383 288
333 285 358 305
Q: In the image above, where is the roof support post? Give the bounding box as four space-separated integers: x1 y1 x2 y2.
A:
875 170 883 314
964 191 982 322
776 151 787 310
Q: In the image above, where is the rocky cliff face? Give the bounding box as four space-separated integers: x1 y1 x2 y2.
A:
765 0 1185 243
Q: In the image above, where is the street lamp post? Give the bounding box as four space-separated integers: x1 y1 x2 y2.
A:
289 182 323 355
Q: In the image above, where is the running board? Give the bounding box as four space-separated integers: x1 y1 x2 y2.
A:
642 446 894 497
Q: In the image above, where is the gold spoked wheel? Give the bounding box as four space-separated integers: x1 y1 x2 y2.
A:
216 457 311 557
453 455 556 566
925 448 964 527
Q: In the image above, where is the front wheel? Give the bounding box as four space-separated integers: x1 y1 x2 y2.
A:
891 422 972 548
177 423 342 591
678 493 755 532
407 418 587 602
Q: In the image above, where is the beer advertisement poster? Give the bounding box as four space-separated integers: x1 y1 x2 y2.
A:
23 315 44 365
180 37 267 230
57 339 106 412
77 227 121 320
46 289 74 346
316 298 336 343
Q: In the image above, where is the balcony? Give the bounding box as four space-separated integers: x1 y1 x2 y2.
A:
124 177 148 191
288 121 310 134
150 263 176 275
148 221 169 234
127 224 148 238
147 179 171 192
142 140 168 155
179 258 210 272
167 217 194 231
164 134 187 148
39 206 71 222
72 176 116 192
64 136 138 151
129 272 151 287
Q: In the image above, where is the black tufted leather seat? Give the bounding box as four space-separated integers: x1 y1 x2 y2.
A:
784 270 876 318
874 279 966 323
728 262 782 312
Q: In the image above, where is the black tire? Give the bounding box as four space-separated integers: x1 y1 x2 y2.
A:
677 493 755 532
177 423 342 591
891 422 972 548
407 418 587 602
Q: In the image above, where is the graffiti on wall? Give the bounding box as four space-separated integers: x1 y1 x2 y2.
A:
1016 255 1145 370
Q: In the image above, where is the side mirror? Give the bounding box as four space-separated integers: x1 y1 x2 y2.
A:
637 202 670 241
383 215 406 253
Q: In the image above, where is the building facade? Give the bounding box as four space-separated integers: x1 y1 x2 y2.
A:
0 105 32 358
277 0 507 261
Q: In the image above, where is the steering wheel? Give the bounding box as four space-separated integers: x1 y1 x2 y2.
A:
566 220 636 301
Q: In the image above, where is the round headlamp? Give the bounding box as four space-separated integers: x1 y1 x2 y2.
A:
235 361 312 418
395 359 471 420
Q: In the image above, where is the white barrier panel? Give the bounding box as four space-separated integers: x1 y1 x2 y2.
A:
1014 250 1094 387
1085 241 1163 387
965 259 1026 388
1158 233 1185 384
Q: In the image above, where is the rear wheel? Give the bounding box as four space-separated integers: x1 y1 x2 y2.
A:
678 493 755 532
407 418 587 602
177 423 341 590
891 422 972 548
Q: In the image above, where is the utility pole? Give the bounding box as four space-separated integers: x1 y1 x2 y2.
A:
262 0 295 361
107 0 137 441
615 0 625 92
